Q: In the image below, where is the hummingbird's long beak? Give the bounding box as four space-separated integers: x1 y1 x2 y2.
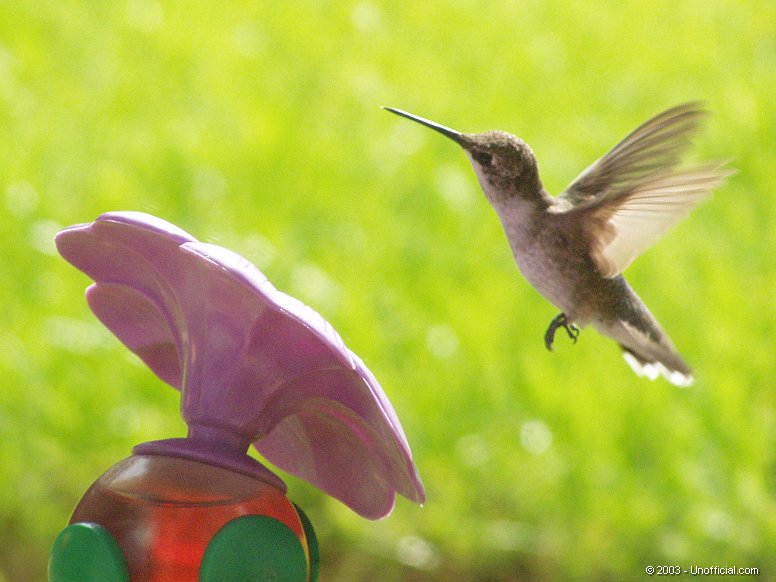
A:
383 107 465 145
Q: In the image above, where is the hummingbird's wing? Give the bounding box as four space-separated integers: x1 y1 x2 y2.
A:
558 103 708 206
565 163 732 277
556 103 732 277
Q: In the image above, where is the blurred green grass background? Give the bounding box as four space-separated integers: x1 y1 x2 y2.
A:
1 1 774 580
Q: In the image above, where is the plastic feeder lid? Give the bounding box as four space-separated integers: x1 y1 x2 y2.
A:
56 212 425 519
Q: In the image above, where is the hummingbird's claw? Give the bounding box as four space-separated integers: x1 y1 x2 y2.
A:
544 313 580 351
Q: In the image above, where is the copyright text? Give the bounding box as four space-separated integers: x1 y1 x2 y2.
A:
645 565 759 576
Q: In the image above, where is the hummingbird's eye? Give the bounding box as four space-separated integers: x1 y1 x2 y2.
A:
472 151 493 166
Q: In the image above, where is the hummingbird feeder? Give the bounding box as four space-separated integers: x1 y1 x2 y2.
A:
48 212 425 581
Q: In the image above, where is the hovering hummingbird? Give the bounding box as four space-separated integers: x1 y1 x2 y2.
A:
385 103 732 386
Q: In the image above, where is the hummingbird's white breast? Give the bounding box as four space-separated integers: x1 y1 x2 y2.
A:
493 200 585 322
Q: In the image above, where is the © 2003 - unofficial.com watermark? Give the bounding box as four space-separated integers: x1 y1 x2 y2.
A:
645 565 759 576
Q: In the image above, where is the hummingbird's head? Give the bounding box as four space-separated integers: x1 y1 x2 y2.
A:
460 131 541 203
383 107 542 205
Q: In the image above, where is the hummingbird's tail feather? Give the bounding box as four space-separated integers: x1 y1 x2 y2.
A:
596 318 694 387
620 346 694 387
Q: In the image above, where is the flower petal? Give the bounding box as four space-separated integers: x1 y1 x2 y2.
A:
256 368 425 519
86 283 181 388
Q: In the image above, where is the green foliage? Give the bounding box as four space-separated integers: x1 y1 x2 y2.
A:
1 1 774 580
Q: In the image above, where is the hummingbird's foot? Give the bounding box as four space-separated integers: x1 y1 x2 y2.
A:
544 313 580 351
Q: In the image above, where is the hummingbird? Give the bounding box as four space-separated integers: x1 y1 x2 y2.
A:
385 103 732 386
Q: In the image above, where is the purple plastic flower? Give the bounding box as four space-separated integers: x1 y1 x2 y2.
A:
56 211 424 519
